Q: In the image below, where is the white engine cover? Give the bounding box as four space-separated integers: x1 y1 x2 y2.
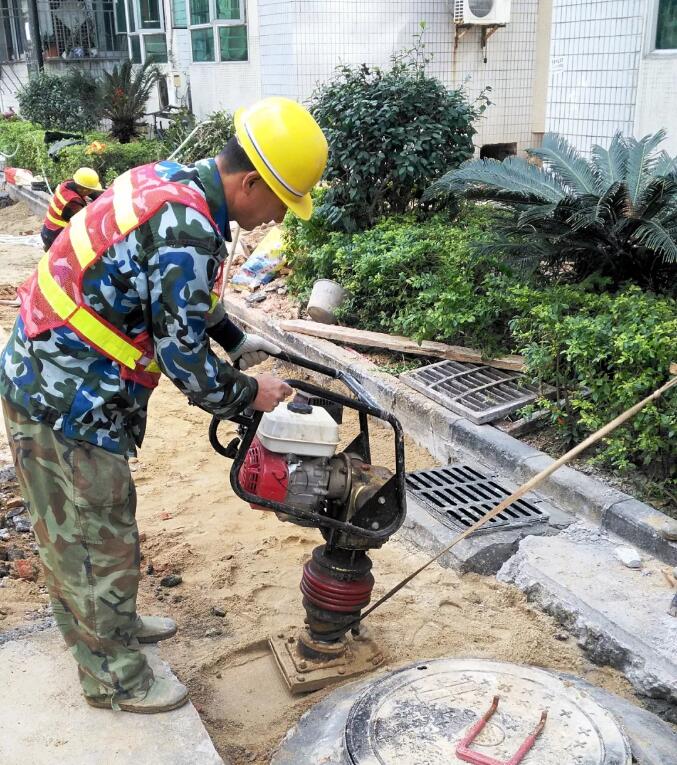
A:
258 402 340 457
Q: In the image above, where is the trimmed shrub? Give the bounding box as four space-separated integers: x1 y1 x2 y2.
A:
17 71 100 132
309 39 488 232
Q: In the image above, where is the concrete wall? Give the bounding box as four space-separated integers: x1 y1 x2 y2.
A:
188 0 262 117
634 14 677 155
635 56 677 154
0 61 29 112
258 0 543 154
545 0 646 152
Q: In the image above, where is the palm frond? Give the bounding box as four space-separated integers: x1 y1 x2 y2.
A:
633 218 677 263
527 133 598 195
438 157 567 205
625 130 667 211
654 150 677 178
634 176 677 219
591 132 628 190
516 202 559 227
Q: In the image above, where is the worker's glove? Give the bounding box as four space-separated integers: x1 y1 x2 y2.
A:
228 333 280 371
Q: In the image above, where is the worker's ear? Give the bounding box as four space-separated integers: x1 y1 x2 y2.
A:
242 171 264 195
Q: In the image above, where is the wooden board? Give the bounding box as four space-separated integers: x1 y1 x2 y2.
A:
278 319 525 372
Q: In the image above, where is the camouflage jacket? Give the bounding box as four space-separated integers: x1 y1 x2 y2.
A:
0 159 257 455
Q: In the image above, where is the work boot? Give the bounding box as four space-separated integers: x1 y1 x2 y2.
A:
135 615 177 643
86 675 189 714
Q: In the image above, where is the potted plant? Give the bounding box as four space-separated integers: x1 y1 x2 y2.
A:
42 34 58 58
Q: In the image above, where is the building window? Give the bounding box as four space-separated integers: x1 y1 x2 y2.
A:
190 25 213 60
218 24 245 60
188 0 247 63
33 0 127 60
0 0 24 61
656 0 677 49
144 32 166 61
124 0 167 63
171 0 186 28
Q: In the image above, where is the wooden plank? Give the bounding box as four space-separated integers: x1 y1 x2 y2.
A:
278 319 525 372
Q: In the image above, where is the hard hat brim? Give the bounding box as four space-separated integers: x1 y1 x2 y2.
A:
80 182 103 191
234 108 313 221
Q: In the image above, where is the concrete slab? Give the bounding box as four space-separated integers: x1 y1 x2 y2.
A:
0 629 225 765
498 523 677 706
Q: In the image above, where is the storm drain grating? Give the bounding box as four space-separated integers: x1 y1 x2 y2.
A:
406 465 548 533
400 360 546 424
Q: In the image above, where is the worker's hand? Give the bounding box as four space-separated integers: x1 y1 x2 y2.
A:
251 374 293 412
229 333 280 370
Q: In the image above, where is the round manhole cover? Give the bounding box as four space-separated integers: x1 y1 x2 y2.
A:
344 659 631 765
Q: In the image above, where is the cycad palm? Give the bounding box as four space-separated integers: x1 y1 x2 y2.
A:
100 60 161 143
429 131 677 293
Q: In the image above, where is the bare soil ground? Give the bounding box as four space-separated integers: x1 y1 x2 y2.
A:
0 204 635 765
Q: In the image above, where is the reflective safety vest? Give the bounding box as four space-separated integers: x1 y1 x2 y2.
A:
42 181 86 236
19 163 221 389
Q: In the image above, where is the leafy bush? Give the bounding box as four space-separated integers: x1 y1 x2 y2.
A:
509 285 677 483
430 131 677 294
284 203 512 352
0 120 49 174
309 36 487 232
160 108 197 156
55 139 165 185
0 119 164 186
99 60 161 143
173 110 234 163
17 70 101 132
284 207 676 485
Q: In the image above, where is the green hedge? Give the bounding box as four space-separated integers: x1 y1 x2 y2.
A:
0 120 164 187
284 207 677 489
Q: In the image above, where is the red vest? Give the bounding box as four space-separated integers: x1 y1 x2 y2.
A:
20 163 220 388
43 181 85 235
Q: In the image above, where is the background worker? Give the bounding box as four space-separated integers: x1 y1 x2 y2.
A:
40 166 104 250
1 97 328 714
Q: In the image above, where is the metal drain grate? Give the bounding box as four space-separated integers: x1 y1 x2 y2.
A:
400 360 545 424
406 465 548 533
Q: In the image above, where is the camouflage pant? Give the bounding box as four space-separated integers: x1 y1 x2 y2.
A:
2 398 154 702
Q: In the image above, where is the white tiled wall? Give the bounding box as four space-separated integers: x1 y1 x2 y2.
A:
0 62 29 113
258 0 542 153
187 0 262 117
545 0 646 151
635 56 677 155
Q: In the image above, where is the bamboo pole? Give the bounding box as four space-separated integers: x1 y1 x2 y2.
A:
359 370 677 622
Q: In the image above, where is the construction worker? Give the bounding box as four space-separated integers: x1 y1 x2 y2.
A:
40 167 104 250
0 98 328 713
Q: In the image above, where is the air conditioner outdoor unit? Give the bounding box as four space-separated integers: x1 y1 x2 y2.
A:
453 0 511 25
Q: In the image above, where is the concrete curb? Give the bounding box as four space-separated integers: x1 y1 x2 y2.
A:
226 294 677 565
5 181 50 218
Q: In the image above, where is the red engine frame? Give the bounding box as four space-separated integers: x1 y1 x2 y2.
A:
239 436 289 509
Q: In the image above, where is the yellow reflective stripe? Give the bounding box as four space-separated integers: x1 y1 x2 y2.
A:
46 211 68 228
208 291 220 313
145 359 160 373
69 209 97 268
68 309 142 369
55 188 69 209
113 171 139 234
37 255 144 371
37 255 76 319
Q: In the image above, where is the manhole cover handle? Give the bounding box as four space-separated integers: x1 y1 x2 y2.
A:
456 695 548 765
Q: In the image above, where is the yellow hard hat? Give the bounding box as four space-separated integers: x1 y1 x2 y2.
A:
234 97 328 220
73 167 102 191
